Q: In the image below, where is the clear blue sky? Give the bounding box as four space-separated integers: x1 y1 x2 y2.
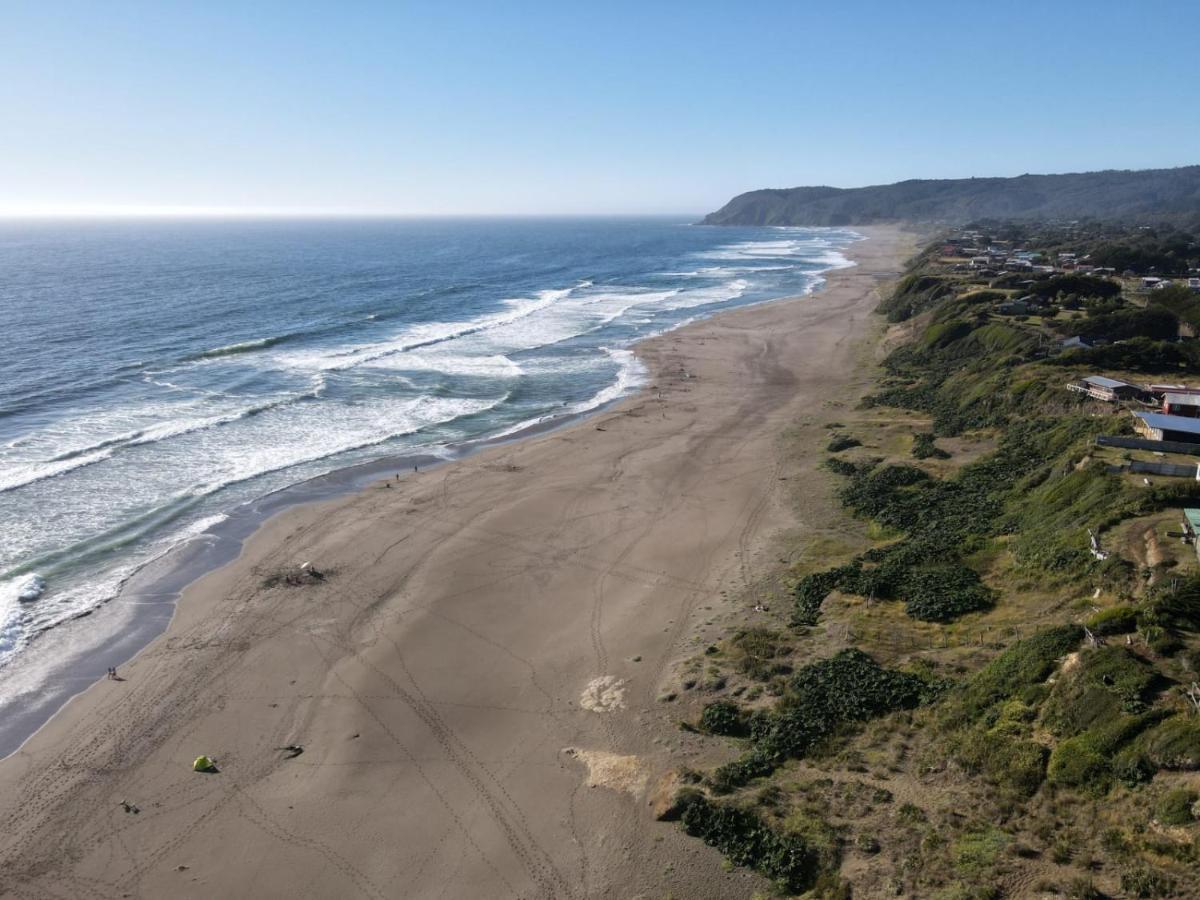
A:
4 0 1198 216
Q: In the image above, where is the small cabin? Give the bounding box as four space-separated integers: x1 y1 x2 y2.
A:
1164 392 1200 418
1133 411 1200 443
1069 375 1144 402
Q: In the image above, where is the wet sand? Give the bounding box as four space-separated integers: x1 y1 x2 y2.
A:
0 225 911 899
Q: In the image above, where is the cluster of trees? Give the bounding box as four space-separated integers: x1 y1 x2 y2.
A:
1089 231 1199 275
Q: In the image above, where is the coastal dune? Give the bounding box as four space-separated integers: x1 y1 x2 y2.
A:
0 226 909 899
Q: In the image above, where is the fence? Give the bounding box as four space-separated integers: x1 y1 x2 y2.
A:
1096 435 1200 456
1128 460 1199 478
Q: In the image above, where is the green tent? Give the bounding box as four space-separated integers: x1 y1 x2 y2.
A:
193 755 214 772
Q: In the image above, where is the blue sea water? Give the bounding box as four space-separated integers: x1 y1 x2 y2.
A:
0 217 858 668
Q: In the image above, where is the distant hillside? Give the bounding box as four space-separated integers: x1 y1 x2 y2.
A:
702 166 1200 226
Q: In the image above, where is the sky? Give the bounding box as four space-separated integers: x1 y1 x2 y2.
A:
2 0 1198 216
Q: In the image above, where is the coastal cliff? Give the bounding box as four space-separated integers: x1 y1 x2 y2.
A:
702 165 1200 226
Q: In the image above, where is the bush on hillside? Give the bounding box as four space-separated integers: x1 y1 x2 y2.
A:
1085 605 1139 636
912 432 951 460
678 794 822 893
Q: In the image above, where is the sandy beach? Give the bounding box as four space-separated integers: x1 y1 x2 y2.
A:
0 225 911 899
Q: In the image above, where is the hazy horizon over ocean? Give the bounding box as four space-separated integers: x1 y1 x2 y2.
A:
0 217 858 679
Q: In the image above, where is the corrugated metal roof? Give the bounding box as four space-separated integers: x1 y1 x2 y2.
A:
1165 393 1200 406
1084 375 1132 389
1185 509 1200 532
1134 412 1200 435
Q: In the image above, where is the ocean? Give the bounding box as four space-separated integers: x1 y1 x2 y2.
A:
0 217 857 731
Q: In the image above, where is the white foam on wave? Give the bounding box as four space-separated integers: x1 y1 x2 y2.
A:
16 574 45 603
279 282 586 373
570 347 646 414
0 511 231 660
700 237 838 262
0 386 515 653
662 264 797 277
0 372 330 496
0 448 117 495
657 278 750 312
367 352 524 379
188 393 507 498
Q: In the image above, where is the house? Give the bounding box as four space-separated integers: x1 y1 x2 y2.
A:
1148 384 1200 402
997 300 1031 316
1164 393 1200 417
970 256 991 269
1061 336 1092 351
1153 280 1174 291
1182 509 1200 561
1068 375 1145 402
1142 277 1164 289
1132 411 1200 443
1188 277 1200 293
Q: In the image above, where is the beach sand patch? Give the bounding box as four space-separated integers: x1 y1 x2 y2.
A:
580 676 626 712
563 748 647 797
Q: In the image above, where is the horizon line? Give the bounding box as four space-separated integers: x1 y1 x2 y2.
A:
0 206 707 221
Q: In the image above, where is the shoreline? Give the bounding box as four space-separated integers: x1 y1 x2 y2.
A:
0 247 856 761
0 225 912 899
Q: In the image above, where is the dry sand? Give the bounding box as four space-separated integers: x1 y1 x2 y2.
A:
0 225 912 899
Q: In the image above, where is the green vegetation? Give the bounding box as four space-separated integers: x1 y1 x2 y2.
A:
1138 715 1200 770
674 224 1200 896
678 794 822 893
825 434 861 453
1086 605 1139 635
727 628 792 680
911 431 949 459
952 626 1083 721
708 650 936 793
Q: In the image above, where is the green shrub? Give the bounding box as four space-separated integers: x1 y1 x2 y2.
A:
899 563 994 622
728 628 792 680
1047 735 1112 795
1120 866 1175 898
1145 574 1200 631
896 802 927 824
953 827 1010 878
1041 646 1157 736
700 701 748 737
1139 715 1200 770
1155 788 1198 826
1046 713 1159 796
878 273 953 322
952 729 1048 797
952 625 1083 721
678 794 822 893
710 650 935 791
912 431 951 460
1085 605 1138 636
827 434 862 453
1111 746 1157 787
